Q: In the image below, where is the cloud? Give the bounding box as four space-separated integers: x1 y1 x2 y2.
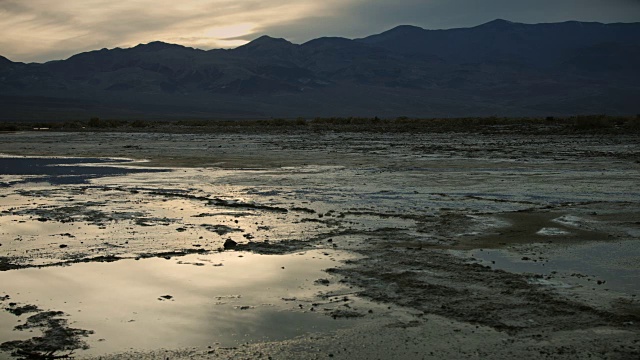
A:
0 0 638 62
0 0 340 62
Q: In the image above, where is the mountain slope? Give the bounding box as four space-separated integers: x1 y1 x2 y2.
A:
359 20 640 68
1 19 639 120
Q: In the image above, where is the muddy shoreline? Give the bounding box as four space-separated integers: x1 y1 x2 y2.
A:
1 128 639 359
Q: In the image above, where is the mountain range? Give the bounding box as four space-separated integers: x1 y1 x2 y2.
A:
1 19 639 120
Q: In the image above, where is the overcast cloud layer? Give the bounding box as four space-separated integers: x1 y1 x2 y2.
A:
1 0 639 63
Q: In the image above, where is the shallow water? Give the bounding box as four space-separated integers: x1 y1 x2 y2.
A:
0 156 165 186
0 249 361 357
467 240 640 295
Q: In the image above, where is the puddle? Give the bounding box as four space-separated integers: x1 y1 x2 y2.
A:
0 156 165 185
465 240 640 295
0 249 363 357
536 227 571 236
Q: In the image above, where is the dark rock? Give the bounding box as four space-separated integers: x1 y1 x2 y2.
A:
6 304 40 316
223 239 237 250
202 224 243 235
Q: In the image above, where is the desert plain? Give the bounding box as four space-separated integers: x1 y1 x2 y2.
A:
0 119 639 359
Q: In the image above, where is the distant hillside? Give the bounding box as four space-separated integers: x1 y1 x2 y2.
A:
1 19 639 120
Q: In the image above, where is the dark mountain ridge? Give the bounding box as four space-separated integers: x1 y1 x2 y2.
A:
359 19 640 68
1 19 639 120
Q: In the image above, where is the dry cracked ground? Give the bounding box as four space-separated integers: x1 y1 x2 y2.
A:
0 127 639 359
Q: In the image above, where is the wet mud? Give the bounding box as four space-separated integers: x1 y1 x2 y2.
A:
0 308 93 360
0 129 639 359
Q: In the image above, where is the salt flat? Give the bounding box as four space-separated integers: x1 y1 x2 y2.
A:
0 127 639 359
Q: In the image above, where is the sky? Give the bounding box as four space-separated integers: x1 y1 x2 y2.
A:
1 0 639 63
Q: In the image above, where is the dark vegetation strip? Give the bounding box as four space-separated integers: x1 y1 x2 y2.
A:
2 115 640 134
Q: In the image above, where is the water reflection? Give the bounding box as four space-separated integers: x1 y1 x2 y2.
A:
0 250 358 356
0 156 166 186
